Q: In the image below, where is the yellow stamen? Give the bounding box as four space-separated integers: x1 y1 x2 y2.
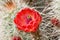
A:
27 15 31 19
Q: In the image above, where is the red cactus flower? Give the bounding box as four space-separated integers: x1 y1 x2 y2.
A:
14 7 42 32
51 18 60 27
12 36 22 40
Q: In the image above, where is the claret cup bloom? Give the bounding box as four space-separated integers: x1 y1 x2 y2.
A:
51 18 60 27
12 36 22 40
14 7 42 32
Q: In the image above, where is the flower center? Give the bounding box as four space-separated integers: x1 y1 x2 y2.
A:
26 15 32 24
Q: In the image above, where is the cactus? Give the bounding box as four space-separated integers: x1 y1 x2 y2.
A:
0 0 60 40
